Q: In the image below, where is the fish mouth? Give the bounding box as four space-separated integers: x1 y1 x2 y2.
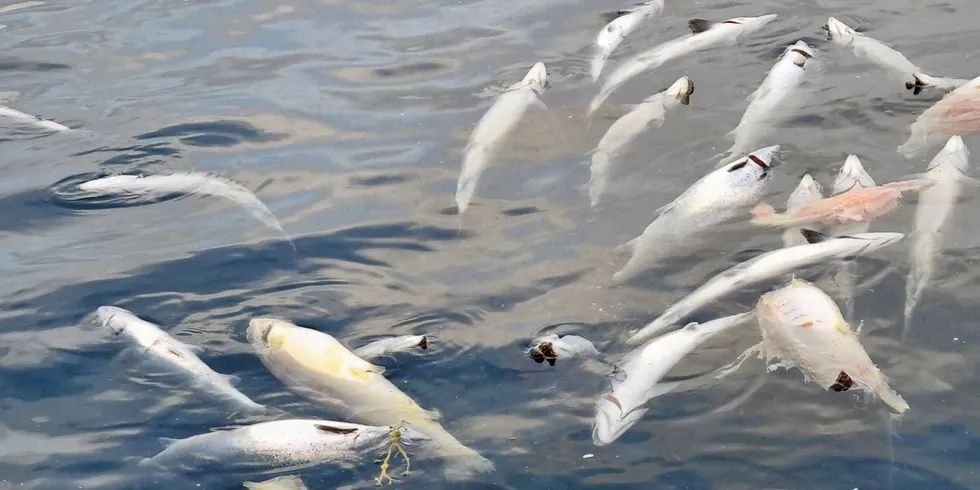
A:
528 342 557 366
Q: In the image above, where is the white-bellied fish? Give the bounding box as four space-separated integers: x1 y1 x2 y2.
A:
905 136 971 338
588 76 694 206
591 1 666 81
827 155 877 319
898 74 980 158
527 334 600 366
244 475 309 490
613 145 781 284
353 335 428 360
588 14 777 116
593 312 752 445
95 306 269 415
456 62 548 214
247 318 494 481
625 230 905 345
782 174 824 248
0 105 71 132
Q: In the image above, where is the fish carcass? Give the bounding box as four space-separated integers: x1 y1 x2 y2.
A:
781 174 824 248
591 0 666 81
353 335 428 360
527 334 600 366
244 476 309 490
897 74 980 158
826 155 877 320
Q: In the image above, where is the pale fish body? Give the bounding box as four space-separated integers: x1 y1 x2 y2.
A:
141 419 428 475
244 475 310 490
95 306 268 414
781 174 824 248
588 76 694 206
353 335 428 360
0 105 71 131
747 278 909 414
625 230 905 345
905 136 970 334
591 0 666 81
456 62 548 214
527 334 600 366
247 318 494 481
613 145 781 285
593 312 752 445
898 74 980 158
588 14 777 115
827 155 877 319
722 40 816 164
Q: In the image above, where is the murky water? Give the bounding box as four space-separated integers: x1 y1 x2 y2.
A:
2 0 980 488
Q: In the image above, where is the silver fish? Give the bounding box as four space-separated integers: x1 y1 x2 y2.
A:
897 74 980 158
782 174 824 248
527 334 600 366
588 14 776 116
613 145 781 285
588 76 694 206
456 62 548 214
94 306 268 415
625 230 906 345
593 312 752 445
591 1 666 81
827 155 877 320
0 105 71 132
353 335 428 360
244 475 309 490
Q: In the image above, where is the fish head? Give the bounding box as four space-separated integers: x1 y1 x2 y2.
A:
932 135 971 172
720 144 781 188
95 306 130 335
787 174 824 207
522 61 549 94
833 154 876 194
527 340 558 366
665 76 695 105
597 15 633 50
724 14 777 33
592 393 648 446
783 40 816 68
824 17 856 45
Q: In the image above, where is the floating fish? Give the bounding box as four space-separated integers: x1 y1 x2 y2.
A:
593 312 752 445
781 174 824 248
588 14 777 116
613 145 781 285
725 278 909 414
94 306 269 415
898 74 980 158
456 62 548 214
527 334 600 366
625 230 905 345
720 40 817 165
591 1 666 81
905 136 971 338
244 475 309 490
78 172 292 246
247 318 494 481
0 105 71 132
588 76 694 206
353 335 428 360
827 155 877 320
750 179 935 228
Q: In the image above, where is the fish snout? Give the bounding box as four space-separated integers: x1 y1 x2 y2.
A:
246 318 277 346
528 341 557 366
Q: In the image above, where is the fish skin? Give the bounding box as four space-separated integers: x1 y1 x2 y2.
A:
0 105 71 131
247 318 494 481
593 312 752 445
591 0 666 81
905 136 970 338
625 231 906 345
612 145 781 285
588 14 777 116
898 74 980 158
353 335 428 360
94 306 269 415
827 154 877 320
782 174 824 248
456 62 548 214
588 76 694 206
527 334 600 366
244 475 310 490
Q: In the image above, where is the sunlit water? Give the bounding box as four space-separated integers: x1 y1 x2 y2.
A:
2 0 980 488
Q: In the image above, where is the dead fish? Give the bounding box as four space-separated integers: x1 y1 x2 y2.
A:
625 230 905 345
725 277 909 414
827 155 877 320
587 76 694 206
0 105 71 132
591 0 666 81
527 334 600 366
244 475 309 490
593 312 752 445
750 179 936 228
456 62 548 214
905 136 971 338
782 174 824 248
612 145 781 285
898 74 980 158
588 14 777 116
353 335 428 360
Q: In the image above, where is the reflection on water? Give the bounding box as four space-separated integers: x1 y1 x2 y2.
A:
2 0 980 488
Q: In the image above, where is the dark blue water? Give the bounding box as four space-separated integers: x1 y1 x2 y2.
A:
3 0 980 488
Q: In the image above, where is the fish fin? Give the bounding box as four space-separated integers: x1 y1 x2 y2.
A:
313 424 358 435
157 437 180 448
679 321 700 332
648 380 682 399
529 98 548 112
800 228 832 244
186 344 205 354
122 456 148 466
716 341 764 379
425 408 443 421
617 2 650 15
345 362 386 382
654 198 678 215
222 373 242 385
688 18 713 34
613 237 639 256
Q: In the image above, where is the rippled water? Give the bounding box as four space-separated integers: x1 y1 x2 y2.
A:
2 0 980 488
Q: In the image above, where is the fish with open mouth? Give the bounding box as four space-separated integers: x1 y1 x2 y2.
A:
527 334 600 366
591 0 666 82
782 174 824 248
826 155 877 320
897 74 980 158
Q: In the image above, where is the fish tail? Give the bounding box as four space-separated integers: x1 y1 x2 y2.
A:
440 447 496 481
588 178 606 207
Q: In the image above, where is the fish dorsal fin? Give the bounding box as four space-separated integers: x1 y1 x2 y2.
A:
158 437 180 448
800 229 832 244
680 321 700 332
688 19 714 34
222 373 241 385
314 424 358 435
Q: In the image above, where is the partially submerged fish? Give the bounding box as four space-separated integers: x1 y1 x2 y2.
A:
527 334 600 366
456 62 548 214
588 76 694 206
244 475 309 490
0 105 71 132
95 306 269 415
613 145 781 284
726 278 909 414
588 14 777 115
247 318 494 481
827 155 877 319
905 136 971 337
781 174 824 248
353 335 428 360
750 179 935 228
593 312 752 445
898 74 980 158
625 230 906 345
591 1 666 81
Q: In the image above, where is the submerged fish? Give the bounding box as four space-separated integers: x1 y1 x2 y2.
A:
588 14 777 115
827 155 877 319
898 74 980 158
353 335 428 360
613 145 781 284
591 0 666 81
593 312 752 445
0 105 71 132
728 278 909 414
588 76 694 206
905 136 971 337
781 174 824 248
244 475 309 490
750 179 935 228
456 62 548 214
527 334 600 366
94 306 269 415
625 230 905 345
247 318 494 481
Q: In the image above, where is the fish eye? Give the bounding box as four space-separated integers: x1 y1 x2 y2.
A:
727 161 748 172
793 58 806 68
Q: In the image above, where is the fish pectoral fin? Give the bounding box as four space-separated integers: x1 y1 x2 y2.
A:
613 237 640 256
222 373 242 385
345 363 387 381
186 344 205 354
157 437 180 448
688 18 714 34
529 98 548 112
424 408 443 421
647 380 682 399
800 228 832 244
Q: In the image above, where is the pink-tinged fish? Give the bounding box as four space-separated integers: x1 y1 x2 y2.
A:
898 74 980 158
